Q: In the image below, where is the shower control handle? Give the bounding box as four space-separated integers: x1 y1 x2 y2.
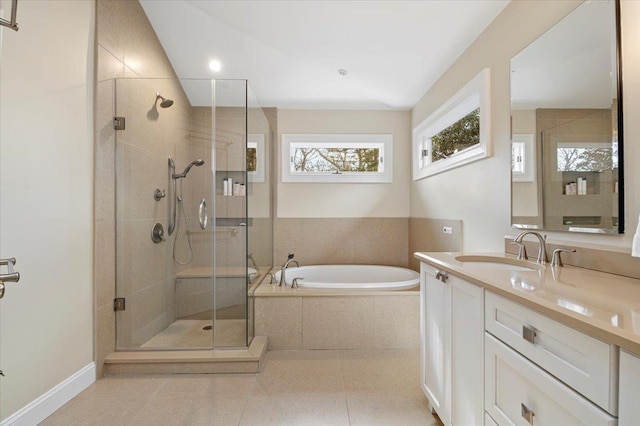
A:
199 198 208 230
151 223 166 244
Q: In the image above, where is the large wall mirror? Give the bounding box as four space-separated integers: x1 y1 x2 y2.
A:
510 0 623 234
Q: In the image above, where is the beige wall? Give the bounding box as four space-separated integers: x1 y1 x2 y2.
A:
0 0 94 420
411 0 640 252
277 109 411 218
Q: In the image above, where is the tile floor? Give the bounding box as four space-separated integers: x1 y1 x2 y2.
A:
42 349 442 425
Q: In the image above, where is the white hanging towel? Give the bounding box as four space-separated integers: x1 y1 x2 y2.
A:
633 213 640 257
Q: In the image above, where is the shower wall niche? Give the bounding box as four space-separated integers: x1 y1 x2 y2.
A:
114 78 273 351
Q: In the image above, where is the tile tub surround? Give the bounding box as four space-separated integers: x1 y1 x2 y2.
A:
274 217 409 268
44 349 442 426
415 251 640 356
274 217 462 271
255 284 419 350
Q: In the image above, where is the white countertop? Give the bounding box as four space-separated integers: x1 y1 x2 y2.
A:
415 252 640 356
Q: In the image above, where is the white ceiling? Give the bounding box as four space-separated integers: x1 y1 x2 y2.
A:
140 0 509 109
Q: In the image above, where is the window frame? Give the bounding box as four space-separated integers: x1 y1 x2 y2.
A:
412 68 491 180
281 133 393 183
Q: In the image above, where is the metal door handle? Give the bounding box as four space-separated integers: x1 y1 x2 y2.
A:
0 258 16 266
0 257 20 299
198 198 208 230
0 272 20 283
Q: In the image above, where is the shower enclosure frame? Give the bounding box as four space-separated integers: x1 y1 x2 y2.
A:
111 77 267 352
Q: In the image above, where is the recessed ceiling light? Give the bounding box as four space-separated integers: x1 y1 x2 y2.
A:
338 69 348 76
209 60 222 72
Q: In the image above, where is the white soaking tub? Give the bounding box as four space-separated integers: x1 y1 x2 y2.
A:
273 264 419 290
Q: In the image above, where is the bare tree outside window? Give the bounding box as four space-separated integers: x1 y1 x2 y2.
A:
431 108 480 162
557 146 613 172
293 147 380 173
247 147 257 172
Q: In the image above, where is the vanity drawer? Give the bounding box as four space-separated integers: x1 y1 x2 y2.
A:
485 292 617 414
485 334 616 426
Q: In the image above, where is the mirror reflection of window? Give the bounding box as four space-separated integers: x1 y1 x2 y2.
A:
556 143 613 172
512 142 525 175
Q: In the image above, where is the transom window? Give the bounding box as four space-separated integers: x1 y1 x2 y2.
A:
413 69 491 179
282 134 393 183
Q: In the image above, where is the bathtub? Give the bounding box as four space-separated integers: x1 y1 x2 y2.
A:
273 264 419 290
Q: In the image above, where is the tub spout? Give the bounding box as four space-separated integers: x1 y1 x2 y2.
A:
279 253 300 287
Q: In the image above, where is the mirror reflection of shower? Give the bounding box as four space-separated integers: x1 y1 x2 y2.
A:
168 157 205 265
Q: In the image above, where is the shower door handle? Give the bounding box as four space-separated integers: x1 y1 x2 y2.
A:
199 198 208 230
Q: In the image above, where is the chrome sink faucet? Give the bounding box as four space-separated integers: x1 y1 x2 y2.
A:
513 231 549 264
279 253 300 287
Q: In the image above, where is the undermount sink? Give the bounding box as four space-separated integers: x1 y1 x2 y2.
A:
455 255 543 272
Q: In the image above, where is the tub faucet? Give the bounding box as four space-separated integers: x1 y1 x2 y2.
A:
279 253 300 287
513 231 548 264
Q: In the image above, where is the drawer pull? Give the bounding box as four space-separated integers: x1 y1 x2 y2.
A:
521 403 535 424
522 325 537 344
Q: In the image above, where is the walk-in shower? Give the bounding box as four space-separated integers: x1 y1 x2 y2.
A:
113 78 273 351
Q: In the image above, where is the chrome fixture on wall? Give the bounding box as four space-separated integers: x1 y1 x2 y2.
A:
155 92 174 108
167 157 205 265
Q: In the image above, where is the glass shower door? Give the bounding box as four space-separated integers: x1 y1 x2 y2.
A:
114 77 215 350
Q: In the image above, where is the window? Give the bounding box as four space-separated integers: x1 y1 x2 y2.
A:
413 69 491 180
512 134 535 182
281 134 393 183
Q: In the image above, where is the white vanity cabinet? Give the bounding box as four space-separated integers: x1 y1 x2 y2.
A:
619 350 640 425
484 294 617 425
420 262 484 426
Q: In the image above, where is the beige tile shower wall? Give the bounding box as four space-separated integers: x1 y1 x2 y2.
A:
274 218 409 267
95 0 194 375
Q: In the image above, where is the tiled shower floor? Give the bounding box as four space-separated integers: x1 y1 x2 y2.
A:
141 319 246 348
42 349 443 425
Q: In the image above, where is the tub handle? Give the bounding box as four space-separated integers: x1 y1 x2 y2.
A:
291 277 304 289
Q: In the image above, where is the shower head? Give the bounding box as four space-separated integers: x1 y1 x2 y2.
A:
155 92 174 108
173 159 205 179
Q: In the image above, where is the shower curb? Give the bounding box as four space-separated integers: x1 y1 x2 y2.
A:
102 336 267 375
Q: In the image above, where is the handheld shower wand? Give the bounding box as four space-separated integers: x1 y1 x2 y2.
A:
167 157 206 237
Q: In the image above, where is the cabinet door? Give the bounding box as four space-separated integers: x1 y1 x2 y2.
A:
619 350 640 425
420 263 451 425
451 275 484 426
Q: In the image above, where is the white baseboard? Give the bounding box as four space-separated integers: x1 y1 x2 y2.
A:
1 362 95 426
